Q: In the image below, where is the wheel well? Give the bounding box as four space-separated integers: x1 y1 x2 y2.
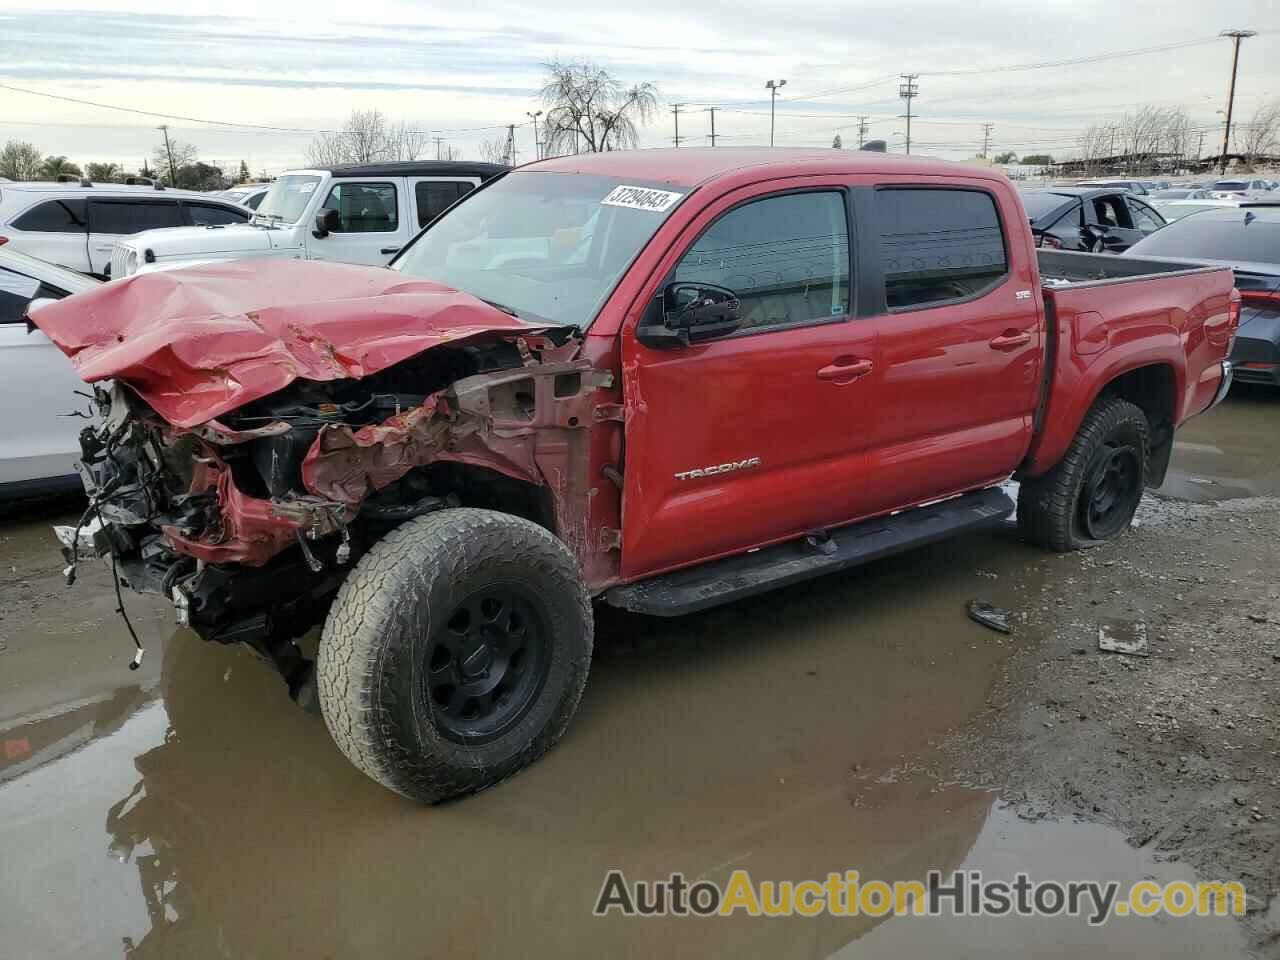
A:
422 462 557 535
1100 363 1176 486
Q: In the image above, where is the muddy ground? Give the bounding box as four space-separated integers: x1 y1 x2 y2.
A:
0 388 1276 959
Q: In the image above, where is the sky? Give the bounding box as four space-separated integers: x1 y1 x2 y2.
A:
1 0 1278 177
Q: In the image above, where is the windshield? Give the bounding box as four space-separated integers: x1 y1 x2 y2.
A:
254 175 321 223
1153 190 1194 199
1129 213 1280 264
393 171 688 328
1215 181 1248 191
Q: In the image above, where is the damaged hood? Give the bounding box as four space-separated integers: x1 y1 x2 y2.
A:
29 259 542 428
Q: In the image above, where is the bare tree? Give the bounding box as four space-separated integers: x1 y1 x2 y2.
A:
388 121 430 161
540 60 659 154
1235 100 1280 170
478 137 511 165
151 139 198 184
1076 123 1117 175
0 140 43 180
438 143 464 162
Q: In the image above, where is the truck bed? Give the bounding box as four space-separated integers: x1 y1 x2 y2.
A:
1037 249 1224 287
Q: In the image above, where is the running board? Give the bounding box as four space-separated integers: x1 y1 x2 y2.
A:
604 487 1015 617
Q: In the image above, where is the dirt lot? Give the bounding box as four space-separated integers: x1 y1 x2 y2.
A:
0 388 1276 959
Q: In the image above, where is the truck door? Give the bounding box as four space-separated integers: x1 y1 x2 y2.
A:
308 178 407 265
408 177 481 235
619 181 880 579
858 184 1042 516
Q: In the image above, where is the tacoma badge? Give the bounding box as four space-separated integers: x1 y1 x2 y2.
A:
674 457 762 481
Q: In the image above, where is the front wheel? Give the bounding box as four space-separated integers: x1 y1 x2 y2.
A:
1017 397 1150 551
317 508 593 803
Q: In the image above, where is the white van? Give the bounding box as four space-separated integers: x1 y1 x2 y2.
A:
0 181 251 277
110 161 506 279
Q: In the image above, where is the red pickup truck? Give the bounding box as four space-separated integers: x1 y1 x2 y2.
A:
33 149 1238 802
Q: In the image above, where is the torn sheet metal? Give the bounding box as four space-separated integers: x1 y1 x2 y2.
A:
28 259 544 428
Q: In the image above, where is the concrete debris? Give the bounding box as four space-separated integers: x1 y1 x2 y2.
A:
1098 619 1149 657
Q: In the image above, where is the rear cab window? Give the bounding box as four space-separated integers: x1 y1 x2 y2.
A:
874 187 1008 309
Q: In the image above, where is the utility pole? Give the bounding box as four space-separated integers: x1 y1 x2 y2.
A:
705 107 718 146
526 110 542 161
503 124 517 166
157 124 176 185
671 103 686 147
981 122 994 159
855 115 869 148
433 137 445 160
898 75 919 155
1218 29 1257 175
765 79 786 146
1196 129 1206 168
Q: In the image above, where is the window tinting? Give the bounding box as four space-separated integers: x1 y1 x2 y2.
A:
12 198 87 233
416 181 475 227
1129 214 1280 264
89 200 183 235
1128 200 1164 234
184 202 249 227
672 191 850 331
321 182 398 233
875 188 1007 308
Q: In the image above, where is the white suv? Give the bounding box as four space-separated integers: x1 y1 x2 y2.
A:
110 161 505 279
0 181 251 277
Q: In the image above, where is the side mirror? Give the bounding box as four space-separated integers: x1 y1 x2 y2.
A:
636 281 741 349
313 208 340 238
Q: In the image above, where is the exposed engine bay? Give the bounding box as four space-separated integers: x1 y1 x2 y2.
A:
61 329 610 704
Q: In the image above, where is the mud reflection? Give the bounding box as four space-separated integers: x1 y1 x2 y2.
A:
96 529 1035 958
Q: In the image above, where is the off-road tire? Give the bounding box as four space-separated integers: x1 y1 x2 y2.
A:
1017 396 1150 552
317 508 593 803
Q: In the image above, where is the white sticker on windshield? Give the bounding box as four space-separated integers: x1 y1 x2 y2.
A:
297 182 317 194
601 185 683 213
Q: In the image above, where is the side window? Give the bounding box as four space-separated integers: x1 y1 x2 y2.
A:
875 188 1008 309
320 181 398 233
184 202 249 227
671 191 850 331
11 198 88 234
415 181 476 228
244 191 267 210
1128 200 1163 234
89 200 183 234
1092 197 1132 230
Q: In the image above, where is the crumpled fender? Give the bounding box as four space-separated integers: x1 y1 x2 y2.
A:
28 259 541 428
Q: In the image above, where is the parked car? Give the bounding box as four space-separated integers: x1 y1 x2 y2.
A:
34 149 1236 803
1021 186 1166 252
1211 178 1272 198
110 161 506 278
0 181 251 277
1125 205 1280 387
1153 197 1280 221
218 183 270 210
0 247 99 496
1149 188 1212 202
1074 179 1151 195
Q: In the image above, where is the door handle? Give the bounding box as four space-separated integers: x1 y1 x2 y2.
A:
989 330 1031 351
380 246 401 255
817 358 873 382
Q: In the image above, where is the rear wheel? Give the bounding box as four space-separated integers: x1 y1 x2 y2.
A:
1017 396 1150 551
317 508 592 802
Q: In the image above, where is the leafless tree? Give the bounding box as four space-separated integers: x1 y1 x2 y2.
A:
540 60 659 154
478 137 511 165
1235 100 1280 170
1076 124 1117 175
437 143 464 162
150 139 198 184
389 121 430 161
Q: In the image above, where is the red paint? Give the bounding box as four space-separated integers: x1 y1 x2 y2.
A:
35 150 1236 590
29 258 541 428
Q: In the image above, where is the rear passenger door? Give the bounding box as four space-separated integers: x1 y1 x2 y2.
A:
86 199 183 275
6 198 90 273
309 178 407 265
1087 193 1142 252
860 185 1041 516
